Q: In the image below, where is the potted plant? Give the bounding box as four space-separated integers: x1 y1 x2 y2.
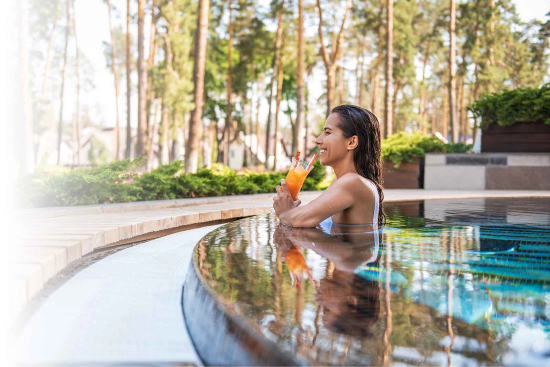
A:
381 133 471 188
468 84 550 153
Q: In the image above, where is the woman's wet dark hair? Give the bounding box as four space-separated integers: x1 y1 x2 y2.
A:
331 104 385 225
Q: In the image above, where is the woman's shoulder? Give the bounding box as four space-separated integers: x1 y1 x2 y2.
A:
332 173 376 197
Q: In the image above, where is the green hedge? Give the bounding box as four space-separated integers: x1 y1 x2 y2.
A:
17 159 325 208
382 132 472 167
467 84 550 130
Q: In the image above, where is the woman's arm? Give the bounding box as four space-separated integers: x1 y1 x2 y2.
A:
275 174 359 227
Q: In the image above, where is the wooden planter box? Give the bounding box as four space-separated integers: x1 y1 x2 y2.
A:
382 158 424 189
482 121 550 153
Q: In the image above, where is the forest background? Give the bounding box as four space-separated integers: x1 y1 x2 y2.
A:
20 0 550 175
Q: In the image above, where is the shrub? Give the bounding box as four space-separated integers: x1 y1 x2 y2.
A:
382 132 445 167
467 84 550 129
17 159 326 208
18 160 142 207
382 132 472 167
444 142 473 153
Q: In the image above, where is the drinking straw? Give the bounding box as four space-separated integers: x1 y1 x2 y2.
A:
293 151 300 168
306 153 319 171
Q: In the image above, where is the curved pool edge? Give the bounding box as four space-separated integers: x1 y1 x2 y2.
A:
183 236 302 366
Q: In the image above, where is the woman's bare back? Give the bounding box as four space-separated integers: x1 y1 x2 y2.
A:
328 174 379 225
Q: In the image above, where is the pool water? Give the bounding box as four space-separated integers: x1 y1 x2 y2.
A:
193 198 550 365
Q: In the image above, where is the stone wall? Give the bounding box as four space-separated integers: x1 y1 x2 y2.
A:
425 153 550 190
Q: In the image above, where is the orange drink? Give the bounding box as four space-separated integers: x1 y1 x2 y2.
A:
285 244 318 289
285 158 314 201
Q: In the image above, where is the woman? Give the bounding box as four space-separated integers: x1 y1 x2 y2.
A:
273 104 384 227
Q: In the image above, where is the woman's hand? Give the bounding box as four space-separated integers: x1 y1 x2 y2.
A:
273 179 301 217
273 224 294 261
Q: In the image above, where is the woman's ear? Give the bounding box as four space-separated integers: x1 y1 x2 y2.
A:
347 136 359 150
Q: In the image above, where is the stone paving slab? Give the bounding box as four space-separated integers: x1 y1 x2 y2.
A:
9 190 550 324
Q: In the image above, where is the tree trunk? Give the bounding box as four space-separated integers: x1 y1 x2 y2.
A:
339 58 346 104
137 0 147 157
265 0 285 170
57 0 71 165
273 55 284 170
392 82 401 133
420 40 431 134
145 4 158 143
372 4 383 118
384 0 393 138
356 41 365 106
14 0 35 171
73 0 80 165
147 98 161 171
160 102 170 164
106 0 121 160
372 64 381 117
246 64 255 166
255 76 261 161
326 66 336 115
472 62 480 145
185 0 210 173
223 0 233 167
448 0 458 143
489 0 495 67
171 111 179 161
431 99 436 135
294 0 305 157
304 68 311 155
125 0 132 159
442 88 448 139
316 0 351 117
41 0 60 102
460 79 467 143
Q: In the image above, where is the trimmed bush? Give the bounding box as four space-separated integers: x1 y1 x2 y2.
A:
382 132 472 167
17 159 326 208
467 84 550 130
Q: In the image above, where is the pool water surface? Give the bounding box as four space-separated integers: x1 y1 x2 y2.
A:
189 198 550 365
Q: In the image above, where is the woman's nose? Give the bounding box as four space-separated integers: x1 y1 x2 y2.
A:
315 135 323 145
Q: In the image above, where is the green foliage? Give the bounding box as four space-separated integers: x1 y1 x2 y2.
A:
301 160 325 191
19 160 142 207
467 84 550 129
444 142 474 153
382 133 473 167
17 160 326 208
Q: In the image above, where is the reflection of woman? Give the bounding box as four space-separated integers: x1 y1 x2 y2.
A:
273 105 385 227
318 269 380 338
273 224 381 338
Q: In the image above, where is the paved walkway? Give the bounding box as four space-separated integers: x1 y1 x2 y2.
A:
13 224 221 366
9 190 550 323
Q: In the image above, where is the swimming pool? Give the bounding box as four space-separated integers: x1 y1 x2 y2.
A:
184 198 550 365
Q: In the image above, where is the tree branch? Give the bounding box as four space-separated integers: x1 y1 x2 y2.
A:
316 0 330 69
162 31 180 80
331 0 352 68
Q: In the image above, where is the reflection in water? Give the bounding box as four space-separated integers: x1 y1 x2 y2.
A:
194 198 550 366
274 223 381 339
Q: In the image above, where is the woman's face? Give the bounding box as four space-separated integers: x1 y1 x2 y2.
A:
315 113 351 166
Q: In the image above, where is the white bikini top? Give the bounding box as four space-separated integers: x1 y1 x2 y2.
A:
365 179 380 226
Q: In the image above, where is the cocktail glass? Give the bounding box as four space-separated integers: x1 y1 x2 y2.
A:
285 158 314 201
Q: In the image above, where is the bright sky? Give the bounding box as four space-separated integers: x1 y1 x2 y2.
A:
71 0 549 130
